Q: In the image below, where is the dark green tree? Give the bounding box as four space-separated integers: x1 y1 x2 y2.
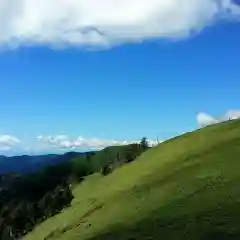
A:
140 137 149 151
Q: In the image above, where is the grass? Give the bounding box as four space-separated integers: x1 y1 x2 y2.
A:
25 120 240 240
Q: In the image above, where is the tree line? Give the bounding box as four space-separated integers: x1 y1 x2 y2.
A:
101 138 149 175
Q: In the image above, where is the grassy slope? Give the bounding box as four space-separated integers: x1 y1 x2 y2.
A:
25 120 240 240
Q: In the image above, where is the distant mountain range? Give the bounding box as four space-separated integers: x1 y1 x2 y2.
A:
0 152 88 174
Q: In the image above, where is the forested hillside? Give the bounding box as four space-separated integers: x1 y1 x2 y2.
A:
0 140 149 239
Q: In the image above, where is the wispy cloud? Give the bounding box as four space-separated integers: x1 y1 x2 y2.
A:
196 110 240 127
37 135 160 150
224 110 240 120
0 0 239 49
0 135 21 152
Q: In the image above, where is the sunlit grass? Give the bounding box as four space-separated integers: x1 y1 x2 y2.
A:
25 120 240 240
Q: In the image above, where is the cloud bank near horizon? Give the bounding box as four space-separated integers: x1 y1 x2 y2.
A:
37 135 160 151
0 133 161 154
0 0 239 49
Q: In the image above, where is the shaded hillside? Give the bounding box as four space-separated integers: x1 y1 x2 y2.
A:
25 120 240 240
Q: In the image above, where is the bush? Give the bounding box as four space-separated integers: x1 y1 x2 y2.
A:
101 165 112 176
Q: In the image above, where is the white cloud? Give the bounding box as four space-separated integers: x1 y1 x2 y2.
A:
0 0 239 49
0 135 20 152
37 135 160 150
196 110 240 127
196 112 220 127
0 135 20 145
224 110 240 120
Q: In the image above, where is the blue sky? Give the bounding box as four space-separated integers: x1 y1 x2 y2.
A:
0 0 240 155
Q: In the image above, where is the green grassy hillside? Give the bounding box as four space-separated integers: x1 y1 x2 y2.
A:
25 120 240 240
